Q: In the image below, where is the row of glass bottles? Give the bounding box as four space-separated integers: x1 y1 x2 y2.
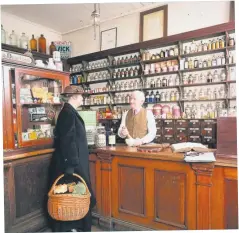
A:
112 54 140 66
182 87 226 101
85 59 109 70
111 80 143 91
87 71 110 82
112 67 139 78
183 102 230 119
1 25 50 54
183 38 228 54
142 47 179 61
182 70 226 84
180 55 226 70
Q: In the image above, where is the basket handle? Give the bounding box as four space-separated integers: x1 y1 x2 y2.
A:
48 173 89 196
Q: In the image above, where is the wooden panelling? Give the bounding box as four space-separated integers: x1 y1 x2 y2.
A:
217 117 237 158
224 179 238 229
154 170 186 229
14 156 50 218
118 165 145 216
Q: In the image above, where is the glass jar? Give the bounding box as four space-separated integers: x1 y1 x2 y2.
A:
175 91 180 101
9 30 18 46
1 25 6 44
175 75 180 86
220 70 226 81
168 76 174 86
182 75 188 85
95 126 106 147
19 32 28 49
38 34 46 53
213 70 219 82
174 46 179 56
188 74 194 84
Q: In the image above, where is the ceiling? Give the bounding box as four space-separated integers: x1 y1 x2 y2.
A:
1 2 160 34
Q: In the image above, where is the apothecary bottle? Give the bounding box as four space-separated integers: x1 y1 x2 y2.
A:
30 34 37 51
9 30 17 46
49 41 56 55
38 34 46 53
20 32 28 49
1 25 6 44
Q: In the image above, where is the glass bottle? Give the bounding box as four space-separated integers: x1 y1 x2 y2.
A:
108 128 116 147
215 38 220 49
49 41 56 55
212 56 217 66
121 69 125 78
134 67 139 76
168 76 174 86
154 91 159 103
191 40 196 53
117 57 121 65
213 70 219 82
174 46 179 56
220 70 226 81
165 49 169 58
162 77 167 87
38 34 46 53
1 25 6 44
160 50 165 58
30 34 37 52
208 40 212 50
19 33 28 49
207 58 212 67
184 58 189 69
211 39 216 50
198 41 203 52
9 30 17 46
125 68 129 77
129 67 134 77
194 57 199 68
175 75 180 86
228 36 235 47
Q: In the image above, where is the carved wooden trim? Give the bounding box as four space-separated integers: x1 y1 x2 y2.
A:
191 163 215 230
97 152 113 163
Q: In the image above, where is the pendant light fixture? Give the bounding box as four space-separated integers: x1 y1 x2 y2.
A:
91 3 100 40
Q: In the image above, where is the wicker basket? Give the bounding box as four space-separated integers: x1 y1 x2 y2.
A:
48 173 91 221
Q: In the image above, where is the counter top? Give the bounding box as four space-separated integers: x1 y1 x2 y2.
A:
91 145 237 168
3 145 237 168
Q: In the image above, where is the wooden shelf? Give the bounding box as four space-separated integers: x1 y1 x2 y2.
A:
181 82 226 87
144 71 179 78
228 63 236 67
21 103 62 106
111 88 141 93
227 46 235 51
109 62 140 69
84 66 109 73
141 56 178 64
112 75 142 81
180 48 226 58
183 98 226 102
70 78 112 85
144 85 179 91
180 65 226 73
90 91 109 96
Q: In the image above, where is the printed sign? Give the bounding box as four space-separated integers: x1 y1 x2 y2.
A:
54 41 71 59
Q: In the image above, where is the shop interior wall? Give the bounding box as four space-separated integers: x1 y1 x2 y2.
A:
1 11 62 54
62 1 230 57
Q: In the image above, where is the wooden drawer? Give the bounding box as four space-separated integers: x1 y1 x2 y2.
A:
162 135 175 144
154 135 162 143
156 127 162 135
202 136 214 144
189 120 200 128
163 119 174 127
201 119 216 128
188 127 201 135
163 127 174 135
156 120 163 127
201 127 214 136
188 135 201 143
176 127 187 135
176 134 188 142
175 119 188 128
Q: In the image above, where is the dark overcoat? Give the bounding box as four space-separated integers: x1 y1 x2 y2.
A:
48 102 96 232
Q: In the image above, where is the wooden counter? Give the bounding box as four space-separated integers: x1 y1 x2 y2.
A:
89 146 238 230
4 145 238 232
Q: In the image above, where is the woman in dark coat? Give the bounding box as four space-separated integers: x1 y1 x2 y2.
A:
48 85 96 232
